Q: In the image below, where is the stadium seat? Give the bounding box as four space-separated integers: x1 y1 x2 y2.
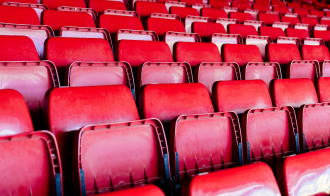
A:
2 2 47 20
188 163 280 196
45 37 114 83
170 7 199 19
313 30 330 42
286 28 310 41
212 80 273 114
192 22 226 39
317 77 330 102
42 0 86 10
281 16 300 25
169 112 243 195
117 40 173 68
271 78 319 108
277 148 330 196
272 1 286 7
180 0 203 6
302 4 315 10
228 24 258 38
229 12 254 23
195 62 241 95
146 15 185 37
301 45 330 63
0 89 33 136
300 16 319 27
89 0 127 13
135 1 168 18
256 0 270 5
310 10 325 17
0 5 40 25
222 44 262 66
46 85 140 191
231 2 252 10
0 0 37 3
0 131 63 195
258 13 280 25
99 12 144 34
208 0 230 8
96 185 165 196
320 17 330 26
253 4 272 12
174 42 222 67
294 8 310 17
266 43 301 66
273 6 290 15
201 8 227 21
140 83 214 121
259 26 285 41
287 2 301 9
184 15 211 33
243 62 282 87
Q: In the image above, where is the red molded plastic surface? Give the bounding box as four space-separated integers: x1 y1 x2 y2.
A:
196 62 241 95
253 4 272 12
201 8 228 21
141 83 214 121
281 16 300 25
0 131 62 196
222 44 263 66
273 6 290 15
0 0 37 3
243 62 281 88
272 1 286 6
96 185 165 196
42 0 86 10
73 119 169 195
192 22 226 38
135 1 168 17
212 80 273 114
89 0 127 13
208 0 229 8
146 17 185 36
302 45 330 63
271 78 319 108
170 7 199 19
310 10 325 17
0 5 40 25
99 14 144 34
301 16 319 27
189 163 280 196
229 12 254 23
287 60 320 82
174 42 222 67
286 28 310 41
294 8 310 17
228 24 258 39
232 2 252 10
180 0 202 5
117 40 173 67
266 43 301 66
317 77 330 102
259 26 285 40
0 89 33 136
277 148 330 196
42 10 96 32
169 112 243 190
287 2 301 9
259 13 280 25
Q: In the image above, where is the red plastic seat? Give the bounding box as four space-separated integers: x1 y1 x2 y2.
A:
96 185 165 196
0 5 40 25
189 163 280 196
222 44 262 66
0 131 62 195
272 1 286 7
273 6 290 14
46 85 139 190
243 62 281 88
117 40 173 67
140 83 214 121
42 10 95 33
277 148 330 196
201 8 227 21
271 78 319 108
180 0 203 5
135 1 168 17
192 22 226 38
266 43 301 66
294 8 310 17
174 42 221 67
0 89 33 136
0 0 36 3
208 0 229 8
259 26 285 40
287 2 301 9
258 13 280 25
286 28 310 41
169 112 243 195
231 2 252 10
229 12 254 23
170 7 200 18
228 24 258 38
301 45 330 63
99 14 144 34
302 4 315 10
317 77 330 102
281 16 300 25
146 17 185 36
320 18 330 26
310 10 325 17
301 16 319 27
255 0 270 5
313 30 330 42
42 0 86 9
253 3 272 12
89 0 127 13
212 80 273 114
45 37 114 83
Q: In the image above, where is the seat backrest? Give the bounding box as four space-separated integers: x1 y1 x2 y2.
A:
229 12 254 23
281 16 300 25
228 24 258 38
320 18 330 26
135 1 168 17
146 17 185 36
314 30 330 42
302 45 330 62
272 1 286 6
170 7 200 19
209 0 229 8
266 43 301 65
310 10 324 17
242 106 298 164
294 8 310 17
231 2 252 10
212 80 273 114
287 2 301 9
0 131 62 196
286 28 310 41
180 0 203 5
277 148 330 196
255 0 270 5
42 0 86 9
189 163 280 196
99 14 144 34
45 37 114 82
141 83 214 121
169 112 243 186
300 16 319 27
258 13 280 25
117 40 173 67
0 89 33 136
192 22 226 38
222 44 263 66
273 6 290 14
259 26 285 40
0 5 40 25
243 62 281 88
201 8 227 21
73 119 170 195
253 3 272 12
0 35 39 61
42 10 95 32
174 42 221 67
317 77 330 102
89 0 127 13
94 185 165 196
271 78 319 108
